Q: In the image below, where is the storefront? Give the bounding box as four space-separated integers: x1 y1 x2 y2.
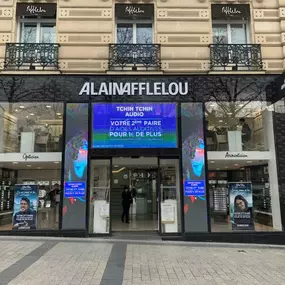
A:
0 74 285 243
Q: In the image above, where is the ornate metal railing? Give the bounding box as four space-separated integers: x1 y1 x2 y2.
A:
108 44 161 70
209 44 263 71
4 43 60 70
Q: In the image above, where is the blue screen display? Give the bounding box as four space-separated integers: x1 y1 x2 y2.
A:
184 180 205 196
92 103 177 148
64 182 86 198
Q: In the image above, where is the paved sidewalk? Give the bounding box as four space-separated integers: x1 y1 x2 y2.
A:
0 237 283 285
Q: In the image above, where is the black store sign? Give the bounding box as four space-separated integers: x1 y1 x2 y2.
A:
115 4 154 20
16 3 57 17
211 4 250 20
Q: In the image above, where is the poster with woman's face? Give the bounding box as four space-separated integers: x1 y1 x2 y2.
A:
229 182 254 231
181 103 208 233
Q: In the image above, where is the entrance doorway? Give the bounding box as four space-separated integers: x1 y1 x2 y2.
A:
111 157 158 232
88 157 181 235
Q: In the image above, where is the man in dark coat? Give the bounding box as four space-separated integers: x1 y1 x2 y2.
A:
121 186 132 223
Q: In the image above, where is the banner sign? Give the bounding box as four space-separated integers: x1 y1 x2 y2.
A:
12 184 38 230
115 4 154 20
184 180 205 196
211 4 250 20
229 182 254 231
16 3 56 17
92 103 177 148
64 182 86 198
79 82 189 96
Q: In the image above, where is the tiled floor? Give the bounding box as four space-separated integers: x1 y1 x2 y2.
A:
0 237 284 284
112 215 158 231
7 242 112 285
123 244 285 285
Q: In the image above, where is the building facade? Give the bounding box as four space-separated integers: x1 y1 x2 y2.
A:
0 0 285 244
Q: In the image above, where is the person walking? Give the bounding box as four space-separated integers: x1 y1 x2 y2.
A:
121 186 132 223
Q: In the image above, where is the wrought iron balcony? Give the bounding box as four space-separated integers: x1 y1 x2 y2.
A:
4 43 60 70
108 44 161 71
209 44 263 71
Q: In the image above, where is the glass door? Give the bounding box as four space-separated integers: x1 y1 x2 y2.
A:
89 159 111 234
159 158 181 233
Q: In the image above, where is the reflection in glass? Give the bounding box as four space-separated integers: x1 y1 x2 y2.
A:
212 24 228 44
0 103 63 153
230 24 247 44
40 24 56 43
21 23 37 43
117 24 133 44
136 24 153 44
160 159 181 233
205 101 268 152
89 160 110 234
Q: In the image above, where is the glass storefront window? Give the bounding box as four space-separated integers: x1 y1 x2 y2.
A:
0 102 63 231
207 101 282 232
89 160 110 234
160 159 181 233
205 101 268 151
0 103 63 153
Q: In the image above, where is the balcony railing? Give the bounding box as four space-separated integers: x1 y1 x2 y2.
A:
108 44 161 71
4 43 60 70
209 44 263 71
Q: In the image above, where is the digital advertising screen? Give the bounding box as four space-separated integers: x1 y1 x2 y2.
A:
92 103 177 148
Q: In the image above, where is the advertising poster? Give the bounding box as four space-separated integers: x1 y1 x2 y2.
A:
181 103 208 232
92 103 177 148
161 203 175 224
12 184 38 230
229 182 254 231
62 103 88 230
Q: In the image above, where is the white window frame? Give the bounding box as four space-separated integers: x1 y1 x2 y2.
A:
115 20 154 44
212 20 250 44
17 16 56 43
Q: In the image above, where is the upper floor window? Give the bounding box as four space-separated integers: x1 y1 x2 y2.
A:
115 4 154 44
211 4 250 44
212 23 247 44
117 23 153 44
16 3 57 43
20 21 56 44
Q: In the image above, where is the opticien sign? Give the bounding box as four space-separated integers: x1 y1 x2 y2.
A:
79 82 189 96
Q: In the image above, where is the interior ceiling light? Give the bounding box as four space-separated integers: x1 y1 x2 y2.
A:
19 105 25 109
27 165 31 167
46 105 51 108
210 161 215 164
112 167 126 174
30 113 34 116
